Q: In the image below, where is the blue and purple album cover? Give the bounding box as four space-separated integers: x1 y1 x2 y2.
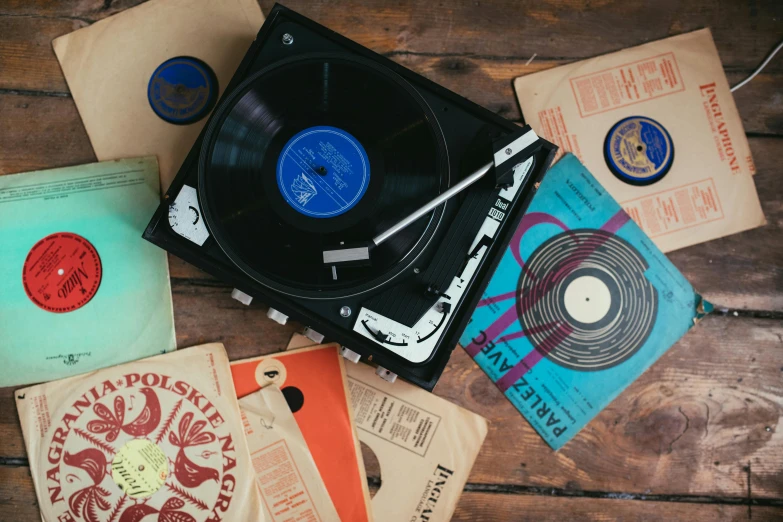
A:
460 154 710 449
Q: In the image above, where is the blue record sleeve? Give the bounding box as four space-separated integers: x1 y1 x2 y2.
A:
459 154 710 450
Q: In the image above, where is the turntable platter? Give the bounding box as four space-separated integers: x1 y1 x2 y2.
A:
198 54 449 298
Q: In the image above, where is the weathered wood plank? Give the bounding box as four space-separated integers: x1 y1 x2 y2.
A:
731 73 783 137
0 0 145 20
169 276 301 355
451 492 783 522
1 0 781 71
258 0 783 72
2 464 782 522
0 466 38 521
1 314 781 500
0 16 86 92
0 94 96 175
2 13 783 136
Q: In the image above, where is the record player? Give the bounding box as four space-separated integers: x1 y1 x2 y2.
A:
144 4 556 389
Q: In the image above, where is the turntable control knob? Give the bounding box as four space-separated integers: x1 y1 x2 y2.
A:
340 346 361 364
230 288 253 306
266 307 289 325
303 327 325 344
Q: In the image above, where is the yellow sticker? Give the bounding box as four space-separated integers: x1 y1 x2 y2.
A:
111 438 168 498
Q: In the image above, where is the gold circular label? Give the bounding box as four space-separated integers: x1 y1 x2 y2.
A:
111 438 168 498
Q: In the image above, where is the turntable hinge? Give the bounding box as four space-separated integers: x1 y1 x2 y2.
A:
266 307 289 325
231 288 253 306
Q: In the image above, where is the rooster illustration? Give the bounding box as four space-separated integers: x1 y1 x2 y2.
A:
118 497 196 522
87 387 162 441
168 412 219 488
63 448 111 522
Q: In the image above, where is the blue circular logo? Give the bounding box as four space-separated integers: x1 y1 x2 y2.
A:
148 57 218 125
604 116 674 186
277 126 371 218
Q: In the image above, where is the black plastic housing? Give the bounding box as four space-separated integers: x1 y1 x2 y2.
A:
143 4 557 390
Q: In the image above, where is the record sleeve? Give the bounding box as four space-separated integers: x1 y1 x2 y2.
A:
52 0 265 190
459 154 711 450
0 157 176 387
239 385 340 522
287 334 487 522
231 344 374 522
16 343 265 522
345 363 487 522
513 28 765 252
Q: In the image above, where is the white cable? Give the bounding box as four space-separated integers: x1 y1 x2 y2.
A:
731 39 783 92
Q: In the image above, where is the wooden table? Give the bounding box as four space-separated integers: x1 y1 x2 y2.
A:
1 1 782 520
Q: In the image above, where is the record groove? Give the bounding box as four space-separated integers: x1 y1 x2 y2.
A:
517 229 658 371
198 53 449 299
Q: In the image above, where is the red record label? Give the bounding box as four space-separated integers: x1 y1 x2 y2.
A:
22 232 102 313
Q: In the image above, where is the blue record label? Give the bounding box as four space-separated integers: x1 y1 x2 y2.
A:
147 57 218 125
604 116 674 185
277 126 371 218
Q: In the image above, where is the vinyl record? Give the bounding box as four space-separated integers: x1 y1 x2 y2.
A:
22 232 102 313
603 116 674 186
147 56 219 125
517 229 658 371
198 54 449 298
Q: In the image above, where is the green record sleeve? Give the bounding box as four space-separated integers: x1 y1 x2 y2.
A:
0 157 176 386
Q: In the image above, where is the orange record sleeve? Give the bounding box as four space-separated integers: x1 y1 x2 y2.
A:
231 344 373 522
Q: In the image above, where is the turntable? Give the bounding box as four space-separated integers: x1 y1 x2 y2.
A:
144 4 556 389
